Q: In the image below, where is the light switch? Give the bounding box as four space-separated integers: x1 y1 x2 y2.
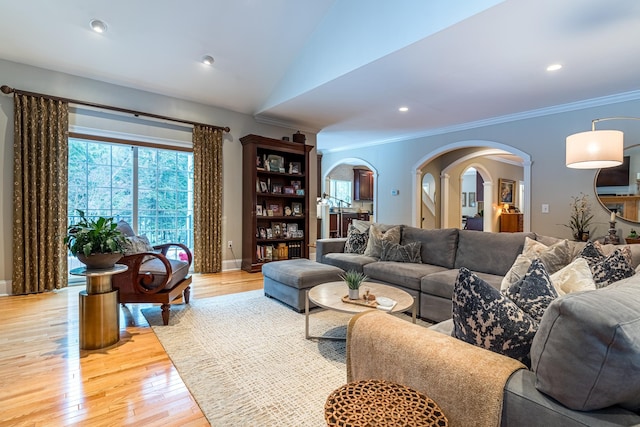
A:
542 204 549 213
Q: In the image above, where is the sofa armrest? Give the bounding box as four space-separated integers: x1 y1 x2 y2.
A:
315 238 347 262
347 311 525 427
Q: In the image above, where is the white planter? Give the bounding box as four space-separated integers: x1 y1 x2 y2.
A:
348 288 360 300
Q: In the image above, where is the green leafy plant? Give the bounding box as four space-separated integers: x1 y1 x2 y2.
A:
563 193 594 241
340 270 369 290
64 210 126 256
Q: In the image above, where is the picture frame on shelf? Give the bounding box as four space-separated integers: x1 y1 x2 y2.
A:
296 189 305 196
287 223 298 233
259 227 266 239
291 180 302 190
269 203 281 216
266 154 285 172
289 162 301 174
499 178 515 204
291 202 302 216
271 184 283 194
283 186 295 195
259 181 268 193
284 206 292 216
256 205 263 216
267 209 274 217
266 228 273 239
272 223 282 238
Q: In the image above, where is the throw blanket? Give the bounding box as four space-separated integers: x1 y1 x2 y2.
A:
347 311 525 427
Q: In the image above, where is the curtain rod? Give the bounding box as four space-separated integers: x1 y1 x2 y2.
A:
0 85 230 133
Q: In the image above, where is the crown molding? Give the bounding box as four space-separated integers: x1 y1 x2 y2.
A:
319 89 640 153
253 114 320 134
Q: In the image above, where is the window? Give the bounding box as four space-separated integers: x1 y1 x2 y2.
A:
328 179 352 207
68 138 193 273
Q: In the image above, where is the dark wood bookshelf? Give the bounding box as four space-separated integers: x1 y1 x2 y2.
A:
241 134 313 272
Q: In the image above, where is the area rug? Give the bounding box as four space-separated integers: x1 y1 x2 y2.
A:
143 290 357 426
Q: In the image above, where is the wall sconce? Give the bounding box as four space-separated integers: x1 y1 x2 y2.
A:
566 117 640 169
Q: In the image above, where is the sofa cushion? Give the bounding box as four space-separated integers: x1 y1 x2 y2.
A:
531 276 640 412
365 261 446 292
421 269 503 300
363 224 401 258
322 253 377 274
455 230 534 276
401 227 458 269
379 240 421 263
452 267 539 367
344 224 368 254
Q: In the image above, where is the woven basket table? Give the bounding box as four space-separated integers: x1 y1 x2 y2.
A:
325 379 448 426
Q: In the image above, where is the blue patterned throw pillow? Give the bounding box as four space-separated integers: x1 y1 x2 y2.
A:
452 267 538 366
589 249 635 288
344 224 368 254
503 259 558 323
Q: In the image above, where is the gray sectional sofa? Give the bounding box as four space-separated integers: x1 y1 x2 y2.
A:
316 226 536 321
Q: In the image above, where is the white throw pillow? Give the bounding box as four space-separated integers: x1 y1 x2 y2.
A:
549 257 596 296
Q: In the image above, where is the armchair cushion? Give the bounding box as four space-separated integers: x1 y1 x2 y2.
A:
141 256 190 290
116 220 135 236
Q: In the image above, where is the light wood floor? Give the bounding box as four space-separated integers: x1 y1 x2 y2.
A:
0 270 263 426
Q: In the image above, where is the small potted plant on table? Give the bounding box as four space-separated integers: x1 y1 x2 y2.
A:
340 270 369 300
65 209 127 269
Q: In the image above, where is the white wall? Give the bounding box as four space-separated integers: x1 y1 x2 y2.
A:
0 59 318 289
320 97 640 241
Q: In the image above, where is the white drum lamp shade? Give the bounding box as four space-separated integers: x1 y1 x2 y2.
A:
566 130 623 169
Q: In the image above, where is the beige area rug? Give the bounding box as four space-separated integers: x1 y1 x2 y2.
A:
143 290 429 426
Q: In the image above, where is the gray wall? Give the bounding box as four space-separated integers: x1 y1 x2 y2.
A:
321 97 640 241
0 59 318 289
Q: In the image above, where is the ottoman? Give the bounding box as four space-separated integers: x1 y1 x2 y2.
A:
262 259 344 312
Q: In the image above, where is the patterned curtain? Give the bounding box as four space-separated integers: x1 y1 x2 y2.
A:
192 125 223 273
12 93 69 294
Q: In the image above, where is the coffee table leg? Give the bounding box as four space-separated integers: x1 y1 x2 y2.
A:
412 296 417 324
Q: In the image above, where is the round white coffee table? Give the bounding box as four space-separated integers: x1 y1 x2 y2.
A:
305 281 416 340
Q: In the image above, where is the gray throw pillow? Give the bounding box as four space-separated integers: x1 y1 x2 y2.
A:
344 224 368 254
379 240 422 263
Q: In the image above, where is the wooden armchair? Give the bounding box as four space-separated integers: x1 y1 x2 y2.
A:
112 242 193 325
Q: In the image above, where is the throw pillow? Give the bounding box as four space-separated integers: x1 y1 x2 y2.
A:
549 257 596 296
589 249 635 288
344 224 368 254
452 267 538 367
363 224 401 258
116 220 135 237
123 235 156 262
578 240 604 265
379 240 422 263
500 238 571 290
503 259 558 323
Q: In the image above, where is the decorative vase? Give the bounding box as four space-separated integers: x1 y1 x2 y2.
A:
77 252 123 269
348 288 360 300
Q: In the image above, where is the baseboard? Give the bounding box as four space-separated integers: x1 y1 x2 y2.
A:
0 280 11 296
222 259 241 272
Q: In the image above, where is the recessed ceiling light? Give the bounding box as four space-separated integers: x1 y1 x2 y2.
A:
546 64 562 71
202 55 215 66
90 19 108 33
398 107 409 112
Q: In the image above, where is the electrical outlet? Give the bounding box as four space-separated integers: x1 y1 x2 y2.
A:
542 204 549 213
227 240 233 248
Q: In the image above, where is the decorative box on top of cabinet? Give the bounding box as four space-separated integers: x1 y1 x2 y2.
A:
240 134 313 273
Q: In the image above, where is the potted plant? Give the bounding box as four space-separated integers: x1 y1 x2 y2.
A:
340 270 369 300
65 209 127 269
563 193 594 242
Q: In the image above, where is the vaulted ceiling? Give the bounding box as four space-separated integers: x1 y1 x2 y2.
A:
1 0 639 152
